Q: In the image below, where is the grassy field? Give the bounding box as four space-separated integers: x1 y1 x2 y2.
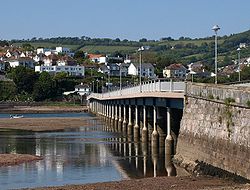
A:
157 39 225 46
80 45 138 54
13 42 80 50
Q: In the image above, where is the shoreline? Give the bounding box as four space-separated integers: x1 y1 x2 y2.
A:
0 105 88 114
26 176 250 190
0 154 42 167
0 117 97 132
0 107 249 190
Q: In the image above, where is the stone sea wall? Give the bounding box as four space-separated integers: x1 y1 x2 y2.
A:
176 83 250 180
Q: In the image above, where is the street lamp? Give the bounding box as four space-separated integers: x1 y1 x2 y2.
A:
107 65 111 96
138 46 145 92
212 24 220 84
96 79 99 93
118 63 122 95
237 47 241 82
92 81 95 93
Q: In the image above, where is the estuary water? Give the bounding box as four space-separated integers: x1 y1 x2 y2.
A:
0 113 179 190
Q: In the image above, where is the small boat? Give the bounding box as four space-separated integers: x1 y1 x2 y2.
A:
10 114 24 119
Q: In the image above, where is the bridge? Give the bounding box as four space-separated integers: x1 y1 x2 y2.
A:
88 79 186 156
88 79 250 180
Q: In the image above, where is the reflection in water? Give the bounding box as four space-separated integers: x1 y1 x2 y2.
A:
0 117 178 190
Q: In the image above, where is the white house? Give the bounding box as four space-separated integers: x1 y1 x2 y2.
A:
36 47 74 57
74 83 91 96
88 54 107 64
55 47 74 57
8 57 35 68
128 63 155 78
35 65 85 77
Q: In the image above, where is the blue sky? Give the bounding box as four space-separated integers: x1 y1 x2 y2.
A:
1 0 250 40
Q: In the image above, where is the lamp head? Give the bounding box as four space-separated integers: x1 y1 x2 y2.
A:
212 25 220 32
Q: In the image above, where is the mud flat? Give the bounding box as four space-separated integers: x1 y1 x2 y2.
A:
25 176 250 190
0 154 42 167
0 105 88 113
0 117 96 132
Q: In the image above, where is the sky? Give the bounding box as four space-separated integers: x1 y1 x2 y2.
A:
1 0 250 41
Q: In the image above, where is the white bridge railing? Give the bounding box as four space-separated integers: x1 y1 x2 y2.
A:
88 79 185 99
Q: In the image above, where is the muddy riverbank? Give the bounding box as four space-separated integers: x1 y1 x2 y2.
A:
0 154 42 167
0 117 96 131
25 176 250 190
0 105 88 113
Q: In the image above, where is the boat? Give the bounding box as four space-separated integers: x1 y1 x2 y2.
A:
10 114 24 119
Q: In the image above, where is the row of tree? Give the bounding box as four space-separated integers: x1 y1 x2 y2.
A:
1 66 77 101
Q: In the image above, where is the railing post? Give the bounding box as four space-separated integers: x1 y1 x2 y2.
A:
170 79 173 92
159 79 161 91
154 80 156 92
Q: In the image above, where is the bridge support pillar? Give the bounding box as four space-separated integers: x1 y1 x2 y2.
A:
104 104 108 122
109 104 112 126
101 103 104 119
165 107 173 155
127 105 133 135
118 105 122 132
114 104 118 131
122 105 127 133
134 105 140 141
111 104 115 130
151 106 159 148
142 106 148 143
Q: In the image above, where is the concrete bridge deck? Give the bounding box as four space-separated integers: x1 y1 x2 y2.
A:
88 80 185 101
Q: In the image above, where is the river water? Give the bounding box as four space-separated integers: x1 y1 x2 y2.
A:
0 113 180 190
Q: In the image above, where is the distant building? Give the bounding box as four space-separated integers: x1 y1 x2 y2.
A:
35 65 85 77
75 83 91 96
163 63 187 79
36 47 74 57
128 63 155 78
88 54 107 64
239 43 247 49
8 57 35 68
98 63 128 77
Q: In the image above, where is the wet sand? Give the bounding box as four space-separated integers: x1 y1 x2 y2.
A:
0 106 249 190
0 154 42 167
0 117 96 131
0 105 88 113
25 176 250 190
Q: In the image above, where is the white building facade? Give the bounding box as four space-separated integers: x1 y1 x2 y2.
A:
128 63 155 78
35 65 85 77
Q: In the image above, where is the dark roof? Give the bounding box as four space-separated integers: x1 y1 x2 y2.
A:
75 84 90 88
166 63 187 70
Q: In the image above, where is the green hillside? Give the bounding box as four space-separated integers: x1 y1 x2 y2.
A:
7 29 250 69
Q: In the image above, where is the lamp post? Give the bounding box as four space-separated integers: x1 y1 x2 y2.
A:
237 47 241 82
92 81 95 93
119 63 122 95
212 25 220 84
96 79 99 93
138 46 145 92
107 65 110 96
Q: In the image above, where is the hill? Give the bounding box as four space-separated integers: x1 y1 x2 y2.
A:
6 29 250 68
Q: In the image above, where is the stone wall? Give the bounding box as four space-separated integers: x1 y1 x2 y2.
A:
186 82 250 107
176 83 250 180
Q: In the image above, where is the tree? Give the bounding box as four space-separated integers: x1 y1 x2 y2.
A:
33 72 56 101
21 43 34 51
8 66 38 94
0 81 17 101
74 50 86 59
139 38 147 42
